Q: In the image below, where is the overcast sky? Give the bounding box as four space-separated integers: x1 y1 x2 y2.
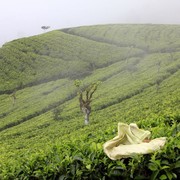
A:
0 0 180 46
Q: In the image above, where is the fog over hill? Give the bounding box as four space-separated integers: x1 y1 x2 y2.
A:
0 0 180 46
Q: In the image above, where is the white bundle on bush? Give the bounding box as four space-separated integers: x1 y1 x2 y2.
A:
103 123 166 160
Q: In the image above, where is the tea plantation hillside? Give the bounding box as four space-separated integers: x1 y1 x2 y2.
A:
0 24 180 179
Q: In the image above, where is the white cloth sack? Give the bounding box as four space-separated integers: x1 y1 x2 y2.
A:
103 123 166 160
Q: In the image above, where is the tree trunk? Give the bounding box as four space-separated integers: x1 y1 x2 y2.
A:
84 113 89 125
82 107 91 125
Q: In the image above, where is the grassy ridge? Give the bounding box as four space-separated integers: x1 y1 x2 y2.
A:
0 30 142 93
64 24 180 52
0 24 180 179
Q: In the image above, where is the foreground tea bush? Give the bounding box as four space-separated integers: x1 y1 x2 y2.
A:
1 117 179 180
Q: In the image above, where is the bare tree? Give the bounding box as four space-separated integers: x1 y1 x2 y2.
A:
75 80 100 125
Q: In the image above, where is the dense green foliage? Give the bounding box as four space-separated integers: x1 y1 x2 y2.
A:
0 24 180 179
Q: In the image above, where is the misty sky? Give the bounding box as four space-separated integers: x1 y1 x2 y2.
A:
0 0 180 46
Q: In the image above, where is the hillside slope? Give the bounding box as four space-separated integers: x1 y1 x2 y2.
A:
0 24 180 179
